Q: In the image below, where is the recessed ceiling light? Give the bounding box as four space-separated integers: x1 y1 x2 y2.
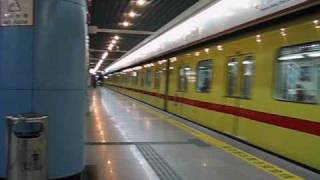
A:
136 0 147 6
120 21 132 27
113 35 120 40
89 68 95 74
108 46 113 51
128 11 137 18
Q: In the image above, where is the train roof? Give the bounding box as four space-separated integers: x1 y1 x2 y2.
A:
104 0 319 74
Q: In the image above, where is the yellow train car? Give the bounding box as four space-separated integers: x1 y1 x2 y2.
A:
106 60 168 109
105 7 320 171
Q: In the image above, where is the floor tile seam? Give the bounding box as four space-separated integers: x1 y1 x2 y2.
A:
0 88 86 91
0 88 33 91
85 141 194 145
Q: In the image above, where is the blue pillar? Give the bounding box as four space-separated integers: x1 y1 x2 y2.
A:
0 27 34 178
0 0 87 179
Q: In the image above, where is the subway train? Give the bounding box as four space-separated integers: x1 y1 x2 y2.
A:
104 3 320 171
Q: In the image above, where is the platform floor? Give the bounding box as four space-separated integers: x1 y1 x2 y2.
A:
86 88 320 180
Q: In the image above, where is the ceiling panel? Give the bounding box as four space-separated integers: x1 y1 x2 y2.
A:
88 0 199 70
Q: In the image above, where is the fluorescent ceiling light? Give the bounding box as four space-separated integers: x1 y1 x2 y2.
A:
102 52 109 59
307 52 320 58
278 54 304 61
136 0 147 6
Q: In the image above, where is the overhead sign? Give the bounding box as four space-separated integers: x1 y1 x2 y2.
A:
0 0 34 26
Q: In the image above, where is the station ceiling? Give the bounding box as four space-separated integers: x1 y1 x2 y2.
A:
88 0 199 71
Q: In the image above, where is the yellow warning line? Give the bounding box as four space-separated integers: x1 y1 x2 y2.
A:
133 101 303 180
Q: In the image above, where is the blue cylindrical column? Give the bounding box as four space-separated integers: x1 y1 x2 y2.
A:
0 0 87 179
0 27 34 178
33 0 87 178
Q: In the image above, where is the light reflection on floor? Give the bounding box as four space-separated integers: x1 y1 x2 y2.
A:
85 88 320 180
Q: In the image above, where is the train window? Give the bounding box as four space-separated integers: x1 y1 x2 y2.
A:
318 65 320 94
146 69 152 87
123 74 126 84
242 56 255 98
154 70 161 89
130 74 133 85
275 42 320 103
196 60 213 92
134 72 139 86
125 75 129 85
122 75 126 85
140 71 144 87
227 58 239 96
178 66 191 92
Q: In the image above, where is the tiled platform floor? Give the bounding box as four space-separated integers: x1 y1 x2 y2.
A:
85 88 320 180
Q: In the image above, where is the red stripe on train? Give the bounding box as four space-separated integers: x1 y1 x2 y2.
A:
167 95 320 136
107 84 320 136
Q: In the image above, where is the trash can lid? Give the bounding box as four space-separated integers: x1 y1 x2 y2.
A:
7 112 48 121
18 112 47 119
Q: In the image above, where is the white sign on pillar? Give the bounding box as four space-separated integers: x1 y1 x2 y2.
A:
0 0 34 26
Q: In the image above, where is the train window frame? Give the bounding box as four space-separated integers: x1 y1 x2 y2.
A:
140 71 145 87
196 60 213 93
154 69 161 89
274 42 320 104
145 69 153 87
135 71 140 86
122 74 127 85
177 65 191 92
241 56 255 99
126 74 130 85
226 55 255 99
226 57 239 97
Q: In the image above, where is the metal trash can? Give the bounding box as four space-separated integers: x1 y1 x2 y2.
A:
6 113 48 180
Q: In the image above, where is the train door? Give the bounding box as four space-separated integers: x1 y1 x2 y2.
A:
226 54 254 137
163 59 170 110
153 60 167 110
178 65 192 118
166 63 190 116
171 65 188 116
166 61 181 115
